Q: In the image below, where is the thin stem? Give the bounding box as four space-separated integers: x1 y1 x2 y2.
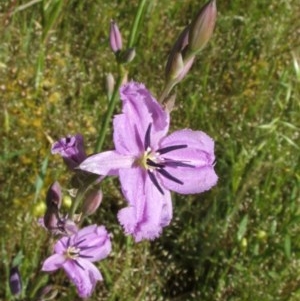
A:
128 0 148 48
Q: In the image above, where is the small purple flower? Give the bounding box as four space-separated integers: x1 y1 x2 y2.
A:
42 225 111 298
79 82 218 242
51 134 86 170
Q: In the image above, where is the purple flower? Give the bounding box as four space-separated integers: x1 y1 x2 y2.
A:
51 134 86 170
79 82 218 242
42 225 111 298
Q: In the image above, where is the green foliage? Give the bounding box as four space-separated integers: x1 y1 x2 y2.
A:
0 0 300 300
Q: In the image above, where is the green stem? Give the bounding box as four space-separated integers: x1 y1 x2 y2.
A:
128 0 148 48
158 79 177 104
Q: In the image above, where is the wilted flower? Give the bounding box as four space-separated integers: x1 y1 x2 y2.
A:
109 20 122 53
51 134 86 170
42 225 111 298
79 82 218 242
41 211 78 236
9 266 22 296
46 181 62 210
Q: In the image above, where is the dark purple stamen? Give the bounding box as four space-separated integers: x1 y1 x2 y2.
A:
79 245 97 251
79 254 94 259
74 260 85 270
146 158 165 168
73 238 86 247
157 144 187 155
147 171 164 195
163 160 195 168
157 168 184 185
144 123 152 150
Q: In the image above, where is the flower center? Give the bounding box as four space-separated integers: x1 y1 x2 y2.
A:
137 147 161 171
65 246 80 259
136 123 195 195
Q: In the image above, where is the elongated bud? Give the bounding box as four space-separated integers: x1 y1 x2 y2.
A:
121 48 136 63
188 0 217 54
35 285 58 300
110 20 122 53
165 25 190 80
169 52 184 79
43 207 59 231
46 181 62 209
9 266 22 295
81 189 103 216
106 73 115 100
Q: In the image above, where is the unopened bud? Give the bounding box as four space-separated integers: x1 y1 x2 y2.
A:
165 25 190 80
188 0 217 54
106 73 115 100
121 48 136 63
9 266 22 296
176 56 195 82
35 285 58 300
43 207 59 231
81 190 103 216
46 181 62 209
169 52 184 79
110 20 122 53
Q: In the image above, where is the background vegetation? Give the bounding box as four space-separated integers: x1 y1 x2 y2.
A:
1 0 300 300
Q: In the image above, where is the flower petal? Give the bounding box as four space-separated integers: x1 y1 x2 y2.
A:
118 169 172 242
42 254 66 271
79 151 135 176
159 129 215 165
63 260 101 298
159 129 218 194
75 225 112 262
118 82 170 151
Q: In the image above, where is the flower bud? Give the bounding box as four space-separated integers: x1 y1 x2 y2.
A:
169 52 184 79
46 181 62 209
51 134 86 170
43 207 59 231
81 189 103 216
110 20 122 53
106 72 115 100
9 266 22 295
35 285 58 300
188 0 217 54
121 48 136 63
165 25 190 80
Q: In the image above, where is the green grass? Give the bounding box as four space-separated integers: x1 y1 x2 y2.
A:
1 0 300 300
